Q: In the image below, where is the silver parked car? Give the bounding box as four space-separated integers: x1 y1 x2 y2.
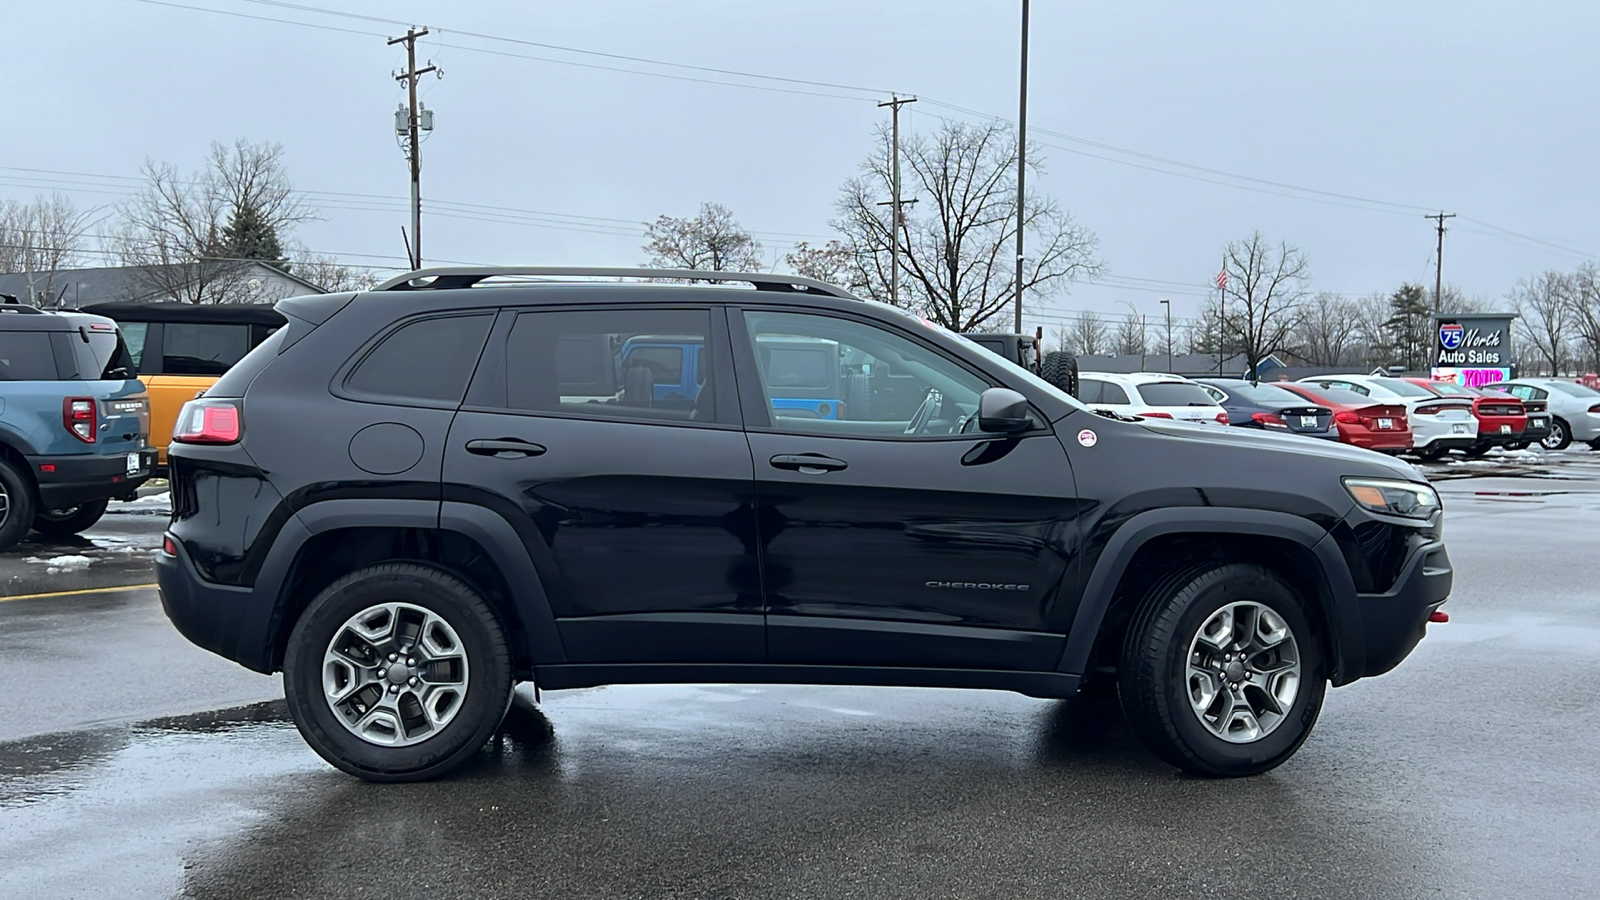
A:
1482 379 1600 450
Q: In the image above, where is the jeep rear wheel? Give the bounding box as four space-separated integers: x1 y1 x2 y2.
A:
0 457 38 553
1119 563 1325 777
283 563 513 782
32 499 109 537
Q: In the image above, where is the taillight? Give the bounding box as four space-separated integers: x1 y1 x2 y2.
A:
1413 405 1442 416
1589 403 1600 414
1251 412 1288 428
1333 411 1360 424
63 397 96 443
161 534 179 557
1215 411 1230 425
1142 411 1173 419
172 399 242 444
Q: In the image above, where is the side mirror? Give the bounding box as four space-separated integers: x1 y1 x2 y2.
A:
978 387 1033 433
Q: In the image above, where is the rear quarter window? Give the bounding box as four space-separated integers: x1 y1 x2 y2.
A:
344 314 494 405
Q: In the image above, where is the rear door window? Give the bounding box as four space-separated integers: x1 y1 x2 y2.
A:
0 332 60 380
161 323 253 376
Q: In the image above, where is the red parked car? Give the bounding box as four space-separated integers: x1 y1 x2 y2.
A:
1276 383 1412 454
1406 378 1527 457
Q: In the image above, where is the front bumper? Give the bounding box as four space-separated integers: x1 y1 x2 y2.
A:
1353 539 1452 679
27 447 158 509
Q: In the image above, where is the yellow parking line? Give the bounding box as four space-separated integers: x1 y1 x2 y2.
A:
0 583 158 603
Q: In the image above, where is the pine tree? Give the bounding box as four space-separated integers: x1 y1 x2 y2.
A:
1381 284 1431 370
220 201 288 271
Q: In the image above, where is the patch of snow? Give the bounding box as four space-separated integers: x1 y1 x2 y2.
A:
23 555 94 570
114 491 171 510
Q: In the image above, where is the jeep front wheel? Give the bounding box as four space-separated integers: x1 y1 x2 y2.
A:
1119 563 1325 777
283 563 513 782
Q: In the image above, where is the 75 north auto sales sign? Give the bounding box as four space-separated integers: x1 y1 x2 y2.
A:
1435 314 1514 367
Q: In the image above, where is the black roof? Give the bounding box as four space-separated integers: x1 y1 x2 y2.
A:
80 302 286 327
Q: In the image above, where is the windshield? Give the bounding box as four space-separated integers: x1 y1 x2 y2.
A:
1283 384 1372 407
1369 377 1435 397
1547 381 1600 397
1137 382 1218 407
876 302 1091 412
1228 382 1316 405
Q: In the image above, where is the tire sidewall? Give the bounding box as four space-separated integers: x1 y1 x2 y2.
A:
1543 419 1569 450
283 566 511 781
0 457 38 552
32 498 109 536
1157 567 1325 774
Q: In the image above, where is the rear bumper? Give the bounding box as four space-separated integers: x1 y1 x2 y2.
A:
1340 428 1412 451
26 448 157 508
156 537 276 674
1352 540 1452 680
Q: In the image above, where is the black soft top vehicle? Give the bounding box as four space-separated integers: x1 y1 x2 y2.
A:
157 267 1452 782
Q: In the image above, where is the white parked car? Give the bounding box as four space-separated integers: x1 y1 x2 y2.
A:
1296 375 1476 458
1078 372 1229 425
1482 378 1600 450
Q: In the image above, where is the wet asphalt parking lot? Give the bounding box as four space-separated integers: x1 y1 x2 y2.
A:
3 453 1599 900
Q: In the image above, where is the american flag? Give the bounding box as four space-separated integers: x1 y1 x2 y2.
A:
1214 270 1228 290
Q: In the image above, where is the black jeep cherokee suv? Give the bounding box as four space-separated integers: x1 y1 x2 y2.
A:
157 267 1452 782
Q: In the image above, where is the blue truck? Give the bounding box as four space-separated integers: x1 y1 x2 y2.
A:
0 300 156 551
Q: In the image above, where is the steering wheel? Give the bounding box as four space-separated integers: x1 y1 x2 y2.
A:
904 388 944 435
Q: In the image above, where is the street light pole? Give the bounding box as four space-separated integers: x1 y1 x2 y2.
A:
1160 298 1172 372
1012 0 1030 334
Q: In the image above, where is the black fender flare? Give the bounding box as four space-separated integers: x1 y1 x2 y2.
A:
1054 507 1364 682
254 499 566 670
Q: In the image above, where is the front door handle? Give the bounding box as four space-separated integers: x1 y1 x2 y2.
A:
770 453 848 473
466 438 547 458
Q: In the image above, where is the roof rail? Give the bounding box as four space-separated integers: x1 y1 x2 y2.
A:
372 266 859 299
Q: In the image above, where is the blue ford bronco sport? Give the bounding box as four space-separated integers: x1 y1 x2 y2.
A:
0 300 155 551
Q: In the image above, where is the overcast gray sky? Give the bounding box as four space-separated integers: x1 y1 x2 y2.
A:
7 0 1598 334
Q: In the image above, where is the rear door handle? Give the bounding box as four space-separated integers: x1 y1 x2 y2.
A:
770 453 848 473
466 438 547 458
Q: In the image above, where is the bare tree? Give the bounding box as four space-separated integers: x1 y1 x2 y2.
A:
1510 271 1573 375
294 254 381 293
1219 232 1309 377
782 239 855 288
1351 292 1391 369
1050 324 1072 355
833 120 1101 330
1295 292 1363 366
1114 303 1147 359
1568 262 1600 373
108 138 314 303
0 193 94 303
1070 310 1108 356
642 203 763 275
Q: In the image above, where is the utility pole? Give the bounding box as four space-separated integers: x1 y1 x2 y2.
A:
1160 298 1173 373
877 94 917 307
1427 212 1457 313
390 27 438 271
1013 0 1031 333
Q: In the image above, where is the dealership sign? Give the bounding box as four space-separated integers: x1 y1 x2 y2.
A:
1433 313 1515 367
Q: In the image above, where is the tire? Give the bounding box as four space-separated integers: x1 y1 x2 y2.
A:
1542 418 1571 451
1589 439 1600 452
32 499 109 537
1042 351 1079 398
1459 442 1490 459
844 372 871 420
1118 563 1326 777
0 456 38 553
1413 444 1448 461
283 563 513 782
1504 442 1527 451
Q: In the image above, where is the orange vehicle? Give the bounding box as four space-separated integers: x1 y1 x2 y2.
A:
82 303 284 468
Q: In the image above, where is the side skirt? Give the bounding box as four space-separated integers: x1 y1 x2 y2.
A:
531 663 1082 700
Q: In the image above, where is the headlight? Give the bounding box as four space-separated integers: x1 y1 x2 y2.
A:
1343 477 1440 519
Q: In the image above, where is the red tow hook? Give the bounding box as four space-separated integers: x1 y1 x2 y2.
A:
1429 610 1450 623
